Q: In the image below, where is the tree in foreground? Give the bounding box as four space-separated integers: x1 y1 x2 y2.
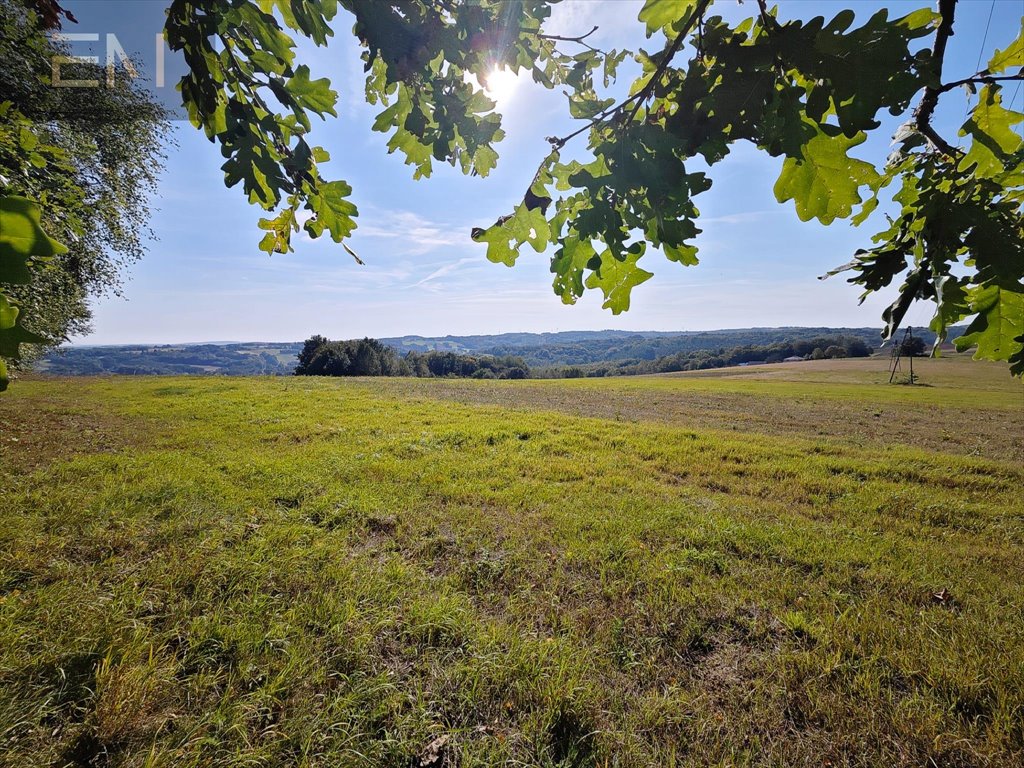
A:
0 2 169 387
3 0 1023 381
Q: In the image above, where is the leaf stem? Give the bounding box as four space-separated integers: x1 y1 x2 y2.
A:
755 0 782 33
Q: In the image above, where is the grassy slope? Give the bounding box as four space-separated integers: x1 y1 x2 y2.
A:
1 358 1022 767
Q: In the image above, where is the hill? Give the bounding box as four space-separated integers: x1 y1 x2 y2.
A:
36 342 302 376
36 326 964 376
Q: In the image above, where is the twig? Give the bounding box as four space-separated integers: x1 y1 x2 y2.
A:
532 24 610 57
547 98 631 148
624 28 689 124
914 0 961 157
532 25 599 45
527 25 607 55
939 72 1024 93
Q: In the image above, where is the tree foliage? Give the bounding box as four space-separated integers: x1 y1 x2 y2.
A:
0 1 169 388
543 334 872 377
294 335 531 378
295 336 406 376
899 335 927 357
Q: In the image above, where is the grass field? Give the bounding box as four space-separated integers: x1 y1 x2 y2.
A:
1 357 1022 767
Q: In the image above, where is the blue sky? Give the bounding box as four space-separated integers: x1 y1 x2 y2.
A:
63 1 1023 343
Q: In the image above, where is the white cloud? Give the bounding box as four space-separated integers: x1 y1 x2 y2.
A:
699 210 773 225
412 256 480 287
356 209 472 256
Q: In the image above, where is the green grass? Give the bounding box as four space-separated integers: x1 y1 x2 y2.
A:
1 359 1022 767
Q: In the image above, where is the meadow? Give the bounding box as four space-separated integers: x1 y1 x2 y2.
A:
1 357 1022 767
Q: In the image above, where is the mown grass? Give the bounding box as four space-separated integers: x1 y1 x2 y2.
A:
375 356 1024 462
1 361 1022 767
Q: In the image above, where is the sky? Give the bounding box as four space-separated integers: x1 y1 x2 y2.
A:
58 0 1023 344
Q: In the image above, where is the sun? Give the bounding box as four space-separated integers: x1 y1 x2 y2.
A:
482 66 520 104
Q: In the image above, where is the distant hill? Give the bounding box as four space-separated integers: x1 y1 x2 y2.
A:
37 342 302 376
37 326 964 377
381 327 963 367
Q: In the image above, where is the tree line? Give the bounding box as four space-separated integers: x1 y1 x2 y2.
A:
294 336 530 379
543 336 879 378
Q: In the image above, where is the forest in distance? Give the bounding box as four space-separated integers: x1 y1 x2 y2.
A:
35 326 960 379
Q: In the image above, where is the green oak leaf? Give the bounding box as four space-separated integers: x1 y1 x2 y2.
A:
221 134 288 209
638 0 698 38
958 86 1024 180
955 285 1024 365
0 294 17 330
232 3 295 66
585 247 653 313
0 196 67 285
929 275 969 353
474 226 517 267
0 294 49 391
304 181 357 242
985 21 1023 74
774 127 880 224
258 206 299 254
0 295 47 357
665 243 699 265
287 65 338 117
509 203 550 253
473 145 499 177
1010 334 1024 376
387 126 434 179
551 235 596 305
473 203 549 266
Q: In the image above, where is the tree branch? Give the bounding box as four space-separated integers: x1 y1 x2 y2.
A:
547 0 712 149
914 0 961 157
623 25 690 125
